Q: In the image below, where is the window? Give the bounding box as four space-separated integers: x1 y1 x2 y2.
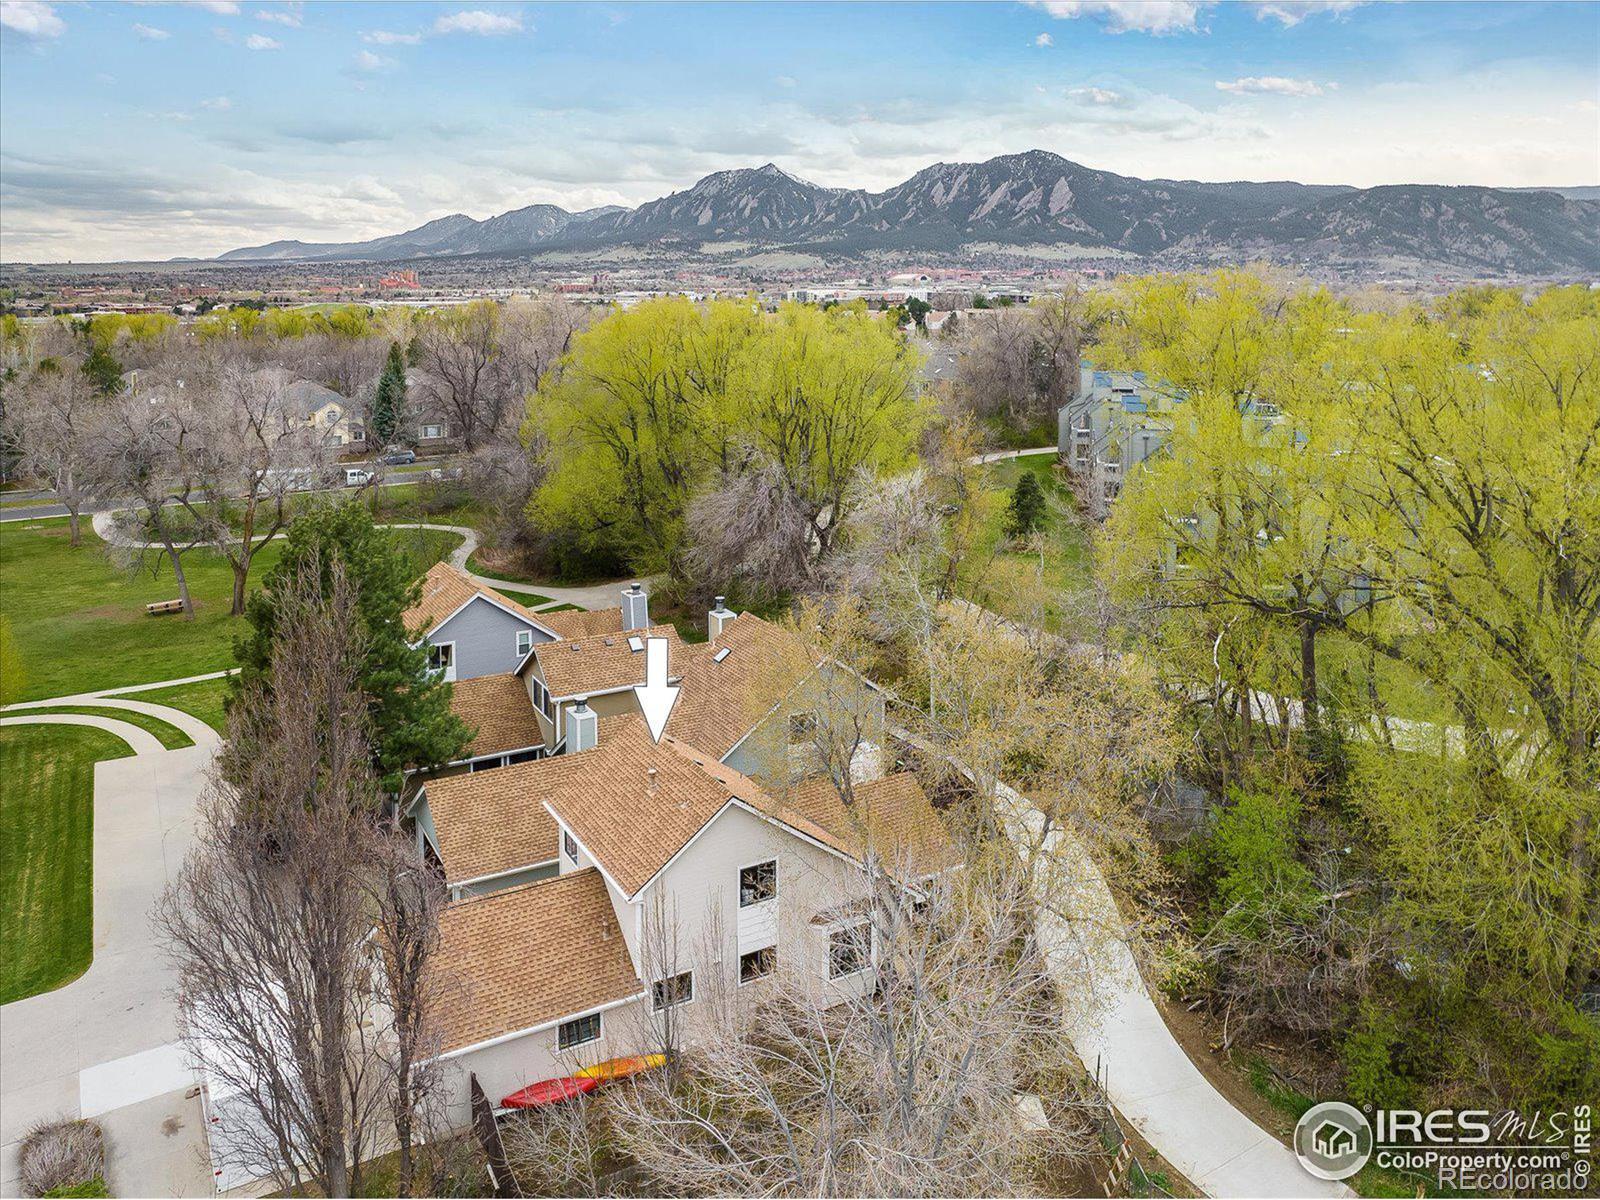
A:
787 712 816 745
427 643 454 677
558 1012 601 1050
516 629 533 658
739 860 777 908
652 971 693 1010
829 922 871 978
529 675 555 720
349 425 365 443
563 830 578 863
739 946 775 984
422 423 445 440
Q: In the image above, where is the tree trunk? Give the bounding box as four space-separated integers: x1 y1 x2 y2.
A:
1299 615 1320 744
231 560 249 617
166 542 195 620
67 505 81 548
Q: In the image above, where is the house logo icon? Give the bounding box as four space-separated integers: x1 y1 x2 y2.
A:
1294 1101 1373 1181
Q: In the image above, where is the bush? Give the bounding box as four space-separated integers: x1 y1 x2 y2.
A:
41 1179 109 1199
18 1118 105 1199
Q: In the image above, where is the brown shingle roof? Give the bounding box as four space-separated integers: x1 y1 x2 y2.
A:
527 623 687 699
435 869 642 1053
781 773 957 877
535 607 626 639
425 760 563 884
449 673 543 760
540 724 854 897
665 614 817 759
407 562 541 636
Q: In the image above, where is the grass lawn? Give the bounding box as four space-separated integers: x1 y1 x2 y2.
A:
17 705 193 749
959 452 1095 635
0 723 133 1003
0 517 462 702
138 676 233 736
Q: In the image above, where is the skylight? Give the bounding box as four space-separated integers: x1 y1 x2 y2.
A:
713 647 731 663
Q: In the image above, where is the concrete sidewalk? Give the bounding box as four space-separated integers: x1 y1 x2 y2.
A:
1 746 216 1197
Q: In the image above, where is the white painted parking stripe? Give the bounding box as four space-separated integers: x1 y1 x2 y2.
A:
78 1044 195 1117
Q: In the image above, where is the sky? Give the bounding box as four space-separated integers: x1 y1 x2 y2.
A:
1 0 1596 263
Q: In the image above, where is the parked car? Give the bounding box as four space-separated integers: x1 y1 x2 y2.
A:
344 467 375 487
427 465 463 482
380 448 417 466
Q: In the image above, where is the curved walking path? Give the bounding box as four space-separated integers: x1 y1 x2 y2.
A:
90 510 631 614
898 712 1345 1197
2 704 217 1196
0 712 167 756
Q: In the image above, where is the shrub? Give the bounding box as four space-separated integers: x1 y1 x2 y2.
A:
18 1118 105 1199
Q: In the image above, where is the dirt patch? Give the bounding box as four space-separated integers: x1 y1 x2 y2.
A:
1153 993 1303 1145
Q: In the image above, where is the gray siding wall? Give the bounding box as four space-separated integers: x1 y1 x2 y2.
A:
427 596 553 681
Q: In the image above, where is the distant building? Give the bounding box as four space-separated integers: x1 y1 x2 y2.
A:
1057 363 1184 500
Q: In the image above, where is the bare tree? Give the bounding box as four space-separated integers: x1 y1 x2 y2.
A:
605 849 1098 1197
412 302 502 450
686 455 819 601
364 828 448 1200
159 564 389 1196
9 363 105 546
176 354 333 614
496 295 584 400
91 386 204 616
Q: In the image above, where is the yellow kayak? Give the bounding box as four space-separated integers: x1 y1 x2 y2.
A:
574 1053 666 1082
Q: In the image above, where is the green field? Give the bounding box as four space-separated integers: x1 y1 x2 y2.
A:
0 517 461 701
960 452 1095 635
14 705 193 749
0 723 133 1003
138 676 233 736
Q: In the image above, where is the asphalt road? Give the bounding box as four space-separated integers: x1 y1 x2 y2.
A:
0 456 463 524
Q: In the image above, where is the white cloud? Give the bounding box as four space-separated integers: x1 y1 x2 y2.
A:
254 8 301 27
201 95 233 110
132 22 170 40
1026 1 1206 34
354 49 395 72
433 9 523 36
199 1 241 14
362 29 422 45
1 1 65 39
1034 32 1053 46
1216 75 1326 96
245 33 280 50
1070 86 1125 105
775 75 796 88
1251 0 1367 26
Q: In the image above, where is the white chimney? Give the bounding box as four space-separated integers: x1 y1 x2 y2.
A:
622 582 649 631
709 595 735 639
567 696 598 753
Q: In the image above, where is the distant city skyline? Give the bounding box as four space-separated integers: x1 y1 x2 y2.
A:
1 0 1596 262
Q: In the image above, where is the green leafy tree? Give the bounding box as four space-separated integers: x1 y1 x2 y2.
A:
1003 470 1047 539
235 503 470 789
906 297 932 328
373 341 407 446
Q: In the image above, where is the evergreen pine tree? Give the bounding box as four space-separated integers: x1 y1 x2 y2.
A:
235 504 470 789
373 341 407 446
1005 471 1048 539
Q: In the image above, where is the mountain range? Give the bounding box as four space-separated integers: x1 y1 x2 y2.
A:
219 151 1600 275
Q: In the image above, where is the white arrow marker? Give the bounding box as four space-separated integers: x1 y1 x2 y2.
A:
634 636 680 743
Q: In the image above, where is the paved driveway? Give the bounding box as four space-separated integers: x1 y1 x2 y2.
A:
1 746 217 1198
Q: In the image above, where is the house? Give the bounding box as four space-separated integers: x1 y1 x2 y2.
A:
356 367 457 450
406 562 637 687
421 719 954 1131
1057 362 1186 500
284 378 364 449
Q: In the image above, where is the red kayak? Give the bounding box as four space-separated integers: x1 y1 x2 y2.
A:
500 1074 598 1110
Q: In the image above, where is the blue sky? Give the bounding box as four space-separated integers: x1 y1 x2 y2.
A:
1 0 1596 261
